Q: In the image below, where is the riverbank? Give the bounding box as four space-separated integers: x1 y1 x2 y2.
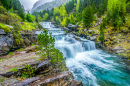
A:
0 45 83 86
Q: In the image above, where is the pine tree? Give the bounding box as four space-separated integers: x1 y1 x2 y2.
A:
82 5 94 29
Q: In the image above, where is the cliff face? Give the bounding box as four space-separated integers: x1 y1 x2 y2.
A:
32 0 54 10
31 0 69 12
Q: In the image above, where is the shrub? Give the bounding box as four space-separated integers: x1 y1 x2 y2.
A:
0 23 11 33
8 52 14 55
10 67 19 72
21 65 37 78
0 5 7 14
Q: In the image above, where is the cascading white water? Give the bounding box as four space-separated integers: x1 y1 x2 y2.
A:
37 22 130 86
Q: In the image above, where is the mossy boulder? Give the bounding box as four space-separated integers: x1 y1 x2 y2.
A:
0 23 12 33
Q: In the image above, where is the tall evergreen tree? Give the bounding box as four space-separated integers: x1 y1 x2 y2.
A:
82 5 94 29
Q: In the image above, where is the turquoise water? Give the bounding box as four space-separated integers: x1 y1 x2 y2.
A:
37 22 130 86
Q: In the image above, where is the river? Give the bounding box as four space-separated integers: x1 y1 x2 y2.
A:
36 22 130 86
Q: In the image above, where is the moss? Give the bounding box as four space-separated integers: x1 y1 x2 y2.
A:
8 52 14 55
15 39 21 45
0 23 11 33
10 67 19 72
16 48 24 51
21 22 36 31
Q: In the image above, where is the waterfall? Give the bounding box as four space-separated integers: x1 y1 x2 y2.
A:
36 22 130 86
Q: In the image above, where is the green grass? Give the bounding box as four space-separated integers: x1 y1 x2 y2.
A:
0 78 4 82
22 22 36 31
8 52 14 55
0 23 12 33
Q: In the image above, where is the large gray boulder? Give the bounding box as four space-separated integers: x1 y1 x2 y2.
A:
112 47 124 54
67 24 78 31
0 35 13 56
88 30 93 34
0 29 6 35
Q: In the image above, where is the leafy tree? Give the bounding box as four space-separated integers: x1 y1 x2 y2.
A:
59 4 67 18
61 17 68 27
82 5 94 29
54 6 59 16
38 30 55 59
38 15 43 22
69 14 75 24
37 30 64 65
107 0 127 30
26 13 36 22
76 13 82 22
43 13 49 20
126 1 130 13
92 1 97 13
1 0 11 10
56 16 61 25
76 0 80 13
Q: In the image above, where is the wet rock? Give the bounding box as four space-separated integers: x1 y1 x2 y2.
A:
87 35 90 40
10 77 40 86
37 59 50 70
112 47 124 54
67 24 78 31
96 41 103 49
0 29 6 35
90 36 97 41
30 71 81 86
88 30 93 34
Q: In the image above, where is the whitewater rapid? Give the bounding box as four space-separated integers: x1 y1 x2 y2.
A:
36 22 130 86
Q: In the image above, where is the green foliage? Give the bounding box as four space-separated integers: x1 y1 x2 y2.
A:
76 13 82 22
0 78 4 82
22 22 36 31
82 5 94 29
8 52 14 55
1 0 11 10
54 6 59 16
59 4 67 18
76 0 80 13
61 17 69 27
37 30 64 65
10 67 19 72
0 23 11 33
99 23 105 43
126 2 130 13
21 65 37 78
26 13 36 22
0 58 8 62
43 13 49 20
92 1 97 13
38 15 43 22
31 43 35 46
38 30 55 59
107 0 127 29
0 5 7 14
69 14 76 24
55 16 61 25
